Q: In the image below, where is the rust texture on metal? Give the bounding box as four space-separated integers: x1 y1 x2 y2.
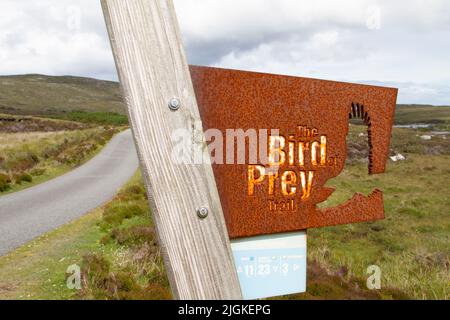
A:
190 65 398 239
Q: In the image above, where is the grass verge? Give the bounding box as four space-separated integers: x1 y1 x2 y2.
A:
0 207 104 299
0 172 171 300
0 126 122 194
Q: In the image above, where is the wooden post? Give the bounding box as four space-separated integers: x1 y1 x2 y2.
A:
101 0 242 300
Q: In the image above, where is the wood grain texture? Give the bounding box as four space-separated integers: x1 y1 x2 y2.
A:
101 0 242 300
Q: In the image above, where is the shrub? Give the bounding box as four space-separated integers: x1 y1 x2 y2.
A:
43 143 66 159
80 253 113 298
30 168 46 176
110 226 155 246
120 283 172 300
0 172 11 183
6 152 39 171
21 173 33 182
95 137 106 145
14 172 33 184
102 204 146 227
56 140 99 165
13 175 22 185
117 184 147 201
80 252 170 300
0 173 11 192
125 185 145 195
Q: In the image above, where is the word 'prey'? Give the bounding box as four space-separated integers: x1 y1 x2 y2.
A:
247 126 337 201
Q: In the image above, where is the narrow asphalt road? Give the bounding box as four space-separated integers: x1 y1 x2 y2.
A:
0 129 139 256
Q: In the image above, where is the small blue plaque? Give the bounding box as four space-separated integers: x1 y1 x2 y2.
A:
231 231 307 300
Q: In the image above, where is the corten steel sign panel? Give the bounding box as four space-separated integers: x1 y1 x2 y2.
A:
191 66 397 239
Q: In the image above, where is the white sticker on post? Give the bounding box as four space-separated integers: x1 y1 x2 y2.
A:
231 231 307 300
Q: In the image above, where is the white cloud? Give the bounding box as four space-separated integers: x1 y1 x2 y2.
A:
0 0 114 79
0 0 449 105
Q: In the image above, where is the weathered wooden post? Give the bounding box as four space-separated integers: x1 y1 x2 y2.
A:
101 0 242 300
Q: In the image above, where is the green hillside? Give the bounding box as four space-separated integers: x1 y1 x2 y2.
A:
0 74 125 116
395 104 450 125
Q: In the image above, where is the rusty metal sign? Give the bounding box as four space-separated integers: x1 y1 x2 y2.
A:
191 65 397 239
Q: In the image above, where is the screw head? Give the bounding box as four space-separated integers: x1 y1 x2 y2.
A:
168 98 180 111
197 206 209 219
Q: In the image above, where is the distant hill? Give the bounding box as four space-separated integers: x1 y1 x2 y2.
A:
0 74 125 116
0 74 448 126
395 104 450 125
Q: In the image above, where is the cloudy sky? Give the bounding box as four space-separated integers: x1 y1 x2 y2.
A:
0 0 449 105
